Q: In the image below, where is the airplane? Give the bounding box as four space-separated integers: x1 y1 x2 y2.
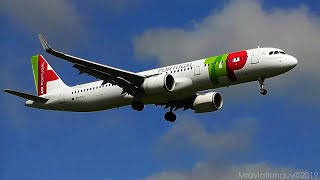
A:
4 35 298 122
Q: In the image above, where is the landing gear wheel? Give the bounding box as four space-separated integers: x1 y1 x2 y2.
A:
131 100 144 111
260 89 267 95
258 78 268 96
164 112 176 122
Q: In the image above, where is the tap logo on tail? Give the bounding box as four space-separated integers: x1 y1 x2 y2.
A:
31 55 59 96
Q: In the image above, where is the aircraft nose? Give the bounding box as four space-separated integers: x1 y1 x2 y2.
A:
286 55 298 69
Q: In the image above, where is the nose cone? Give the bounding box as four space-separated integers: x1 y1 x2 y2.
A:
286 55 298 69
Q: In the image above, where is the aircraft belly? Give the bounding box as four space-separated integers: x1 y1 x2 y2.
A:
141 90 195 104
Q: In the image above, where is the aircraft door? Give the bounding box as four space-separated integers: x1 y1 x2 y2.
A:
251 49 259 64
194 62 201 76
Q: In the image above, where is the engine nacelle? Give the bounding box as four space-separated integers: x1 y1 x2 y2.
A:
173 77 193 92
142 74 175 95
193 92 223 113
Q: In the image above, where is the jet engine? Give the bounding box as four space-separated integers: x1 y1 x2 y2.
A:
142 74 175 95
193 92 223 113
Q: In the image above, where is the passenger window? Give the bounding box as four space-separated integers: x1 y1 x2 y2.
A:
280 51 285 54
274 51 279 54
269 51 273 55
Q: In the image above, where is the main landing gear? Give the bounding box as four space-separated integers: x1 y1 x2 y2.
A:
164 112 176 122
164 107 176 122
131 100 144 111
258 78 267 95
132 100 177 122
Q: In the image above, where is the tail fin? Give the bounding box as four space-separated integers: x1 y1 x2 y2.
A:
31 55 68 96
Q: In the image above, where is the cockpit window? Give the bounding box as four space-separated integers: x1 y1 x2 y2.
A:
269 50 286 55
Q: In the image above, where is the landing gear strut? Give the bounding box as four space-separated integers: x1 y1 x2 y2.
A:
131 100 144 111
164 107 176 122
258 78 267 95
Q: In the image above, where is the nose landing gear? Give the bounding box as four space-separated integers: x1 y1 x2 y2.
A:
258 78 267 95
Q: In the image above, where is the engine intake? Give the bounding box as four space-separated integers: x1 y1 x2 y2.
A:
193 92 223 113
142 74 175 95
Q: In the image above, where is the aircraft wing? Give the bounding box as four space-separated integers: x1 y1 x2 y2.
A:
4 89 48 103
38 34 145 96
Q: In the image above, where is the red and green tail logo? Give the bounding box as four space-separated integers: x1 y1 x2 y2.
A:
31 55 59 96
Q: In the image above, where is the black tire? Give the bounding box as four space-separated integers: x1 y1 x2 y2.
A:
260 89 267 95
131 101 144 111
164 112 176 122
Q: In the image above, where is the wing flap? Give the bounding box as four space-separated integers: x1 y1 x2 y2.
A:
4 89 48 103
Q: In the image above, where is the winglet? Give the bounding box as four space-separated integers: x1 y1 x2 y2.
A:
38 34 52 52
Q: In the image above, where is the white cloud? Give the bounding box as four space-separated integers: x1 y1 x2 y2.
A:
159 116 256 153
144 161 318 180
134 0 320 70
146 115 318 180
1 0 84 42
133 0 320 100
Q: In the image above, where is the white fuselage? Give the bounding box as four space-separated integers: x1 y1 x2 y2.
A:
26 47 297 112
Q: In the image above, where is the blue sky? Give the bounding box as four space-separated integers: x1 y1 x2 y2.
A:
1 0 319 179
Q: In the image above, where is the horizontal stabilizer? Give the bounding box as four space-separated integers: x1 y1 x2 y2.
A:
4 89 48 103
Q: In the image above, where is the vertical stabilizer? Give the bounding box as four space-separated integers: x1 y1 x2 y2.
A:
31 55 68 96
